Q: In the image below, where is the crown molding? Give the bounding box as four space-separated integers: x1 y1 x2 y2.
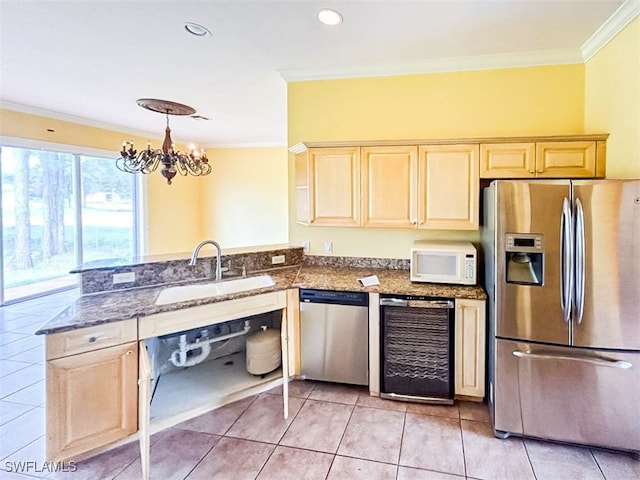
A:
1 100 287 148
0 134 118 157
581 0 640 61
0 100 163 140
205 142 287 148
279 48 584 82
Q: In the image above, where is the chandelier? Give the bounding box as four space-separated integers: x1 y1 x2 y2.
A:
116 99 211 185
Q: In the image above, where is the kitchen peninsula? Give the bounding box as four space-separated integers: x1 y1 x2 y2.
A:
37 245 486 480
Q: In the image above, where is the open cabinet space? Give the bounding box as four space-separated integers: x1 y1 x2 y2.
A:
135 290 291 480
143 310 285 430
149 351 282 428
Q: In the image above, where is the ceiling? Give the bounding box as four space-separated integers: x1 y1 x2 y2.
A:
0 0 631 148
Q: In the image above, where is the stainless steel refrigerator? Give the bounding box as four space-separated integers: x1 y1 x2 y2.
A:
482 179 640 456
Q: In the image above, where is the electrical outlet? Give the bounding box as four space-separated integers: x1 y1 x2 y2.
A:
302 241 310 253
271 255 286 265
324 241 333 254
113 272 135 284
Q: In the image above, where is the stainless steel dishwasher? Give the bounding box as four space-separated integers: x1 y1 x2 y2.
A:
299 289 369 386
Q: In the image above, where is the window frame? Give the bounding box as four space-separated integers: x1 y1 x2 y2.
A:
0 136 145 305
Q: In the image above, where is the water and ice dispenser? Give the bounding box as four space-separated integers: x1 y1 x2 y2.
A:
505 233 544 285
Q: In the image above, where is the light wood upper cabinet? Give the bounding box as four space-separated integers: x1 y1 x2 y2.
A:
536 141 597 178
47 341 138 461
418 144 479 230
291 134 607 228
361 146 417 228
455 298 486 399
480 143 536 178
481 140 604 178
294 147 360 226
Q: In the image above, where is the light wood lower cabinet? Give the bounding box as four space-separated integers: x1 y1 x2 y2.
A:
455 299 486 399
46 341 138 461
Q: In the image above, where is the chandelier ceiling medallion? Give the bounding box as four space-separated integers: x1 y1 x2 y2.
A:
116 99 211 185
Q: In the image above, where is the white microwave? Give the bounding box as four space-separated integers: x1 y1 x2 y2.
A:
410 241 477 285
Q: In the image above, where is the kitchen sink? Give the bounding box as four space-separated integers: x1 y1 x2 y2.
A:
155 275 275 305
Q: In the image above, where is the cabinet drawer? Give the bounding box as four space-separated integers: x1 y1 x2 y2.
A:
46 319 138 360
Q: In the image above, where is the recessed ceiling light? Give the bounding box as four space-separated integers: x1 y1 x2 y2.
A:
184 22 211 37
317 8 342 26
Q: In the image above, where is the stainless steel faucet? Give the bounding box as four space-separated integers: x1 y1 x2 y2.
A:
188 240 222 281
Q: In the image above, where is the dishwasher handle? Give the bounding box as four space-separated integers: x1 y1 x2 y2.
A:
380 298 454 309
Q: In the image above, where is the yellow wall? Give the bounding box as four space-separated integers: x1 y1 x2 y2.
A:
200 147 289 248
0 108 203 254
287 64 586 258
289 65 585 144
585 16 640 178
0 108 290 255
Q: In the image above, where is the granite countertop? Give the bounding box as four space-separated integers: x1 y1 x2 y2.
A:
293 266 487 299
37 265 486 335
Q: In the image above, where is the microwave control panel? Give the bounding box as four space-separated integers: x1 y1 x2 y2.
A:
465 255 476 280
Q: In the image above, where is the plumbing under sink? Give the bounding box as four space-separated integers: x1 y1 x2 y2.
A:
154 275 275 306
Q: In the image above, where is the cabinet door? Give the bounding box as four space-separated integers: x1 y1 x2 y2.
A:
480 143 535 178
536 141 597 178
361 146 418 227
455 299 486 398
309 147 361 226
47 342 138 461
418 144 479 230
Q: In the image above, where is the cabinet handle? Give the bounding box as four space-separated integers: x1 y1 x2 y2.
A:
126 350 133 356
528 170 535 174
88 336 98 343
411 219 417 225
536 170 543 174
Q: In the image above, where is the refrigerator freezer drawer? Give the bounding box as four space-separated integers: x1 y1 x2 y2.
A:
494 339 640 454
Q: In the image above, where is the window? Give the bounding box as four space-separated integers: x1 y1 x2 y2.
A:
0 143 141 304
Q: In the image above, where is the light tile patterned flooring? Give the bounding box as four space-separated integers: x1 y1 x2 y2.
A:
1 291 639 479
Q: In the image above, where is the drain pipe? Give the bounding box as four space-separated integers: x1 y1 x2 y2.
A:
169 321 251 368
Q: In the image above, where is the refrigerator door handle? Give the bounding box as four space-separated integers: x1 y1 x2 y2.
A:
560 197 573 323
512 350 632 369
574 198 586 324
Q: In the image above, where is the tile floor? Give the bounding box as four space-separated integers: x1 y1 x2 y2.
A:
1 290 639 480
